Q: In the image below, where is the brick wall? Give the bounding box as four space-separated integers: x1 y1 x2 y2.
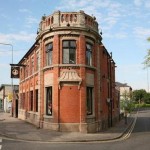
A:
18 11 118 132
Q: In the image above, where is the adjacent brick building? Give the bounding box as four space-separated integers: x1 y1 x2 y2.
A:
0 84 19 114
17 10 119 133
115 82 132 114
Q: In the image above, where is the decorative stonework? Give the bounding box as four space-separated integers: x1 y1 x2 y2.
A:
44 73 53 86
58 69 82 89
38 10 99 36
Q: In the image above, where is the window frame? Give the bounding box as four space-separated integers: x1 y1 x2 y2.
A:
62 40 76 64
86 43 93 66
45 43 53 66
30 91 33 111
86 87 94 115
35 89 38 112
31 57 34 74
36 52 40 71
46 87 52 116
25 60 29 78
22 93 25 109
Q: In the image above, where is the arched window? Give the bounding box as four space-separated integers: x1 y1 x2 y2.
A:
65 14 69 22
61 15 64 22
70 14 73 22
48 18 51 25
74 14 77 22
51 16 54 24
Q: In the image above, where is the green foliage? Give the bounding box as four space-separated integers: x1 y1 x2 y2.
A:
132 89 147 103
134 103 150 108
143 37 150 67
120 91 134 113
142 37 150 104
132 89 150 104
143 49 150 67
120 99 134 113
143 92 150 104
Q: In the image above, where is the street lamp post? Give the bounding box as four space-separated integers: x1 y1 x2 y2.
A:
146 67 149 92
0 42 14 116
0 43 13 64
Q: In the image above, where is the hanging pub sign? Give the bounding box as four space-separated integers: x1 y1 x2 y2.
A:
11 66 20 78
10 64 25 78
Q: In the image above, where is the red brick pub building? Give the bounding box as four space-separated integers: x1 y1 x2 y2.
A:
18 11 119 133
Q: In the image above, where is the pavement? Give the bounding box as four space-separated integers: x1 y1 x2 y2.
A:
0 111 136 143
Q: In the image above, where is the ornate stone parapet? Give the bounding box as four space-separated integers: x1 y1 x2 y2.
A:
37 10 99 35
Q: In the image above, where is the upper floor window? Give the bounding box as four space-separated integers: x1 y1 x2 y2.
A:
25 60 29 77
45 43 53 66
86 43 92 66
63 40 76 64
36 52 40 71
20 68 23 79
31 57 34 74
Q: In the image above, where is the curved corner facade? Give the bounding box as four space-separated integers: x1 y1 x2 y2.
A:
17 11 119 133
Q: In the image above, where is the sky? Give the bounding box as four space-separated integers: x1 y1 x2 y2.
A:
0 0 150 91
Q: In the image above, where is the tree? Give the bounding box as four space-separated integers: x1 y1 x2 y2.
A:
143 37 150 67
144 92 150 104
120 90 133 113
132 89 150 104
120 90 134 124
132 89 147 103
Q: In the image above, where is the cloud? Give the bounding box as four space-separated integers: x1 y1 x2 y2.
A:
145 0 150 8
133 27 150 39
19 9 31 13
57 0 113 10
0 32 36 43
0 49 25 57
134 0 143 6
26 16 38 24
25 16 39 28
102 17 118 29
0 14 9 19
134 0 150 8
103 32 127 39
56 0 123 31
0 63 10 67
0 50 12 56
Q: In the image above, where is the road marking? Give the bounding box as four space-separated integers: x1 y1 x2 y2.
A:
120 111 138 141
0 112 138 144
0 138 2 150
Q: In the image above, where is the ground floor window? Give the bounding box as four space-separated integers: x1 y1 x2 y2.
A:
86 87 93 115
22 93 25 109
46 87 52 115
0 99 3 109
30 91 33 111
20 93 25 109
35 89 38 112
